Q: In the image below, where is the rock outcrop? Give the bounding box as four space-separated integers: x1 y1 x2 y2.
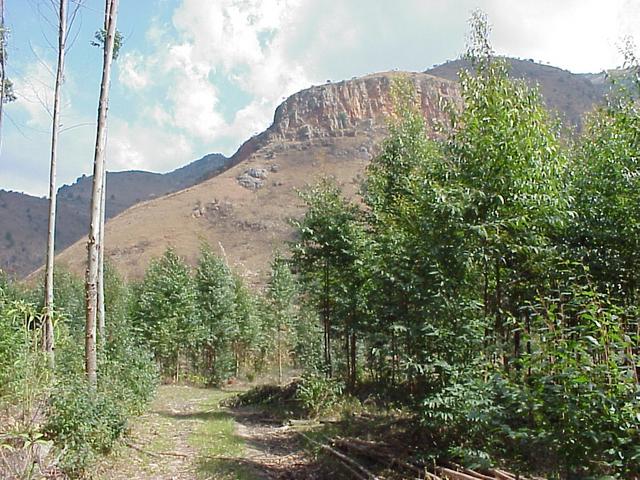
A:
267 72 457 141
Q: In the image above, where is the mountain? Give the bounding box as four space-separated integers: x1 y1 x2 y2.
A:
28 59 616 281
426 57 609 131
52 72 457 282
0 153 230 278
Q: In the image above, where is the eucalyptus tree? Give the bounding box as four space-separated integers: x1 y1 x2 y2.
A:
363 77 473 389
89 14 123 354
0 0 16 154
229 274 260 377
134 248 197 380
85 0 119 386
43 0 84 368
265 254 298 384
292 179 364 379
195 245 236 383
446 11 569 370
0 0 5 147
570 50 640 303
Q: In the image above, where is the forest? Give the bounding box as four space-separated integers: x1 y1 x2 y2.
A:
1 9 639 480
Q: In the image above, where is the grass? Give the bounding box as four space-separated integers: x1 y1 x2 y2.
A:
96 385 258 480
188 390 256 479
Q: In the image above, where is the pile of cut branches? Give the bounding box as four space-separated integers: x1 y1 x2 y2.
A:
305 434 544 480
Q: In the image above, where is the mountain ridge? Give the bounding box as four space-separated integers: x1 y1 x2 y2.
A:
0 153 230 278
8 58 618 281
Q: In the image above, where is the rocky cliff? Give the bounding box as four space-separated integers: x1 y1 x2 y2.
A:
268 72 456 141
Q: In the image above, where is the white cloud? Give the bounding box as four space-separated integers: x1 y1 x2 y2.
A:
107 119 194 172
118 52 153 90
485 0 627 72
167 0 313 144
7 0 640 197
13 60 55 129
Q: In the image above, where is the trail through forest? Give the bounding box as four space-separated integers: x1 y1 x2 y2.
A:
97 385 313 480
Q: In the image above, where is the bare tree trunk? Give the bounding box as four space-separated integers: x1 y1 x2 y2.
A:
85 0 119 387
43 0 68 370
97 165 106 344
277 326 283 385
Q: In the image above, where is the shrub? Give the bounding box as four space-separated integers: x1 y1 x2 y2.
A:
0 300 46 402
296 373 345 418
43 377 127 476
101 341 158 416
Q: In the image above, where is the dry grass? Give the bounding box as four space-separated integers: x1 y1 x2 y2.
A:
53 136 373 284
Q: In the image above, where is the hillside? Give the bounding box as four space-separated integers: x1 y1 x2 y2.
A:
426 57 608 130
33 59 615 281
53 72 458 282
0 153 229 278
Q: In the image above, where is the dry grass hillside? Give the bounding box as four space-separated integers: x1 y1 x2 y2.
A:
45 58 616 282
53 72 457 282
0 153 229 278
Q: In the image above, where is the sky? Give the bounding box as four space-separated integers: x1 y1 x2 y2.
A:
1 0 638 197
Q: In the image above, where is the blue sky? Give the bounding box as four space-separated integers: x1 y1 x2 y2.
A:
1 0 639 196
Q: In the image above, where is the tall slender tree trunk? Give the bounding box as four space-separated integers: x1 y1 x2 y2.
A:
350 331 356 390
85 0 119 387
97 165 106 344
277 326 283 385
323 260 332 378
43 0 68 370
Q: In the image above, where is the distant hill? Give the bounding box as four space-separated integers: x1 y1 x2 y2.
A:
426 57 609 131
0 153 229 278
18 58 622 282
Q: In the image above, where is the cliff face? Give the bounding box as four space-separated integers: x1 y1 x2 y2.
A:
267 72 457 141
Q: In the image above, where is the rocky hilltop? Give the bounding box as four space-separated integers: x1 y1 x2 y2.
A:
50 72 456 282
268 72 457 141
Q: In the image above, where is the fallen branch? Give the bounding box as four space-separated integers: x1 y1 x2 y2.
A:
489 469 516 480
332 437 424 477
125 442 188 458
437 466 485 480
446 462 496 480
299 432 379 480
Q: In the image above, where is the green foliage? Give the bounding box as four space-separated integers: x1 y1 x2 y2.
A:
480 286 640 476
134 247 197 378
0 299 45 401
101 265 158 415
195 245 237 383
1 265 157 478
288 14 639 478
570 82 640 300
43 376 127 476
296 373 345 418
229 274 261 377
265 254 298 383
90 28 124 60
292 178 369 383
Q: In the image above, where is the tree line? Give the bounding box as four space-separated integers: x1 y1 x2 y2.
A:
131 245 311 385
290 17 640 478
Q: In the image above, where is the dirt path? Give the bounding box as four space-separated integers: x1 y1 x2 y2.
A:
227 408 316 479
97 385 315 480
